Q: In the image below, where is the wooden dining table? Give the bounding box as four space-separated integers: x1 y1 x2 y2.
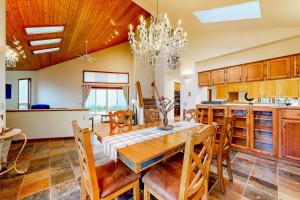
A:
109 123 208 173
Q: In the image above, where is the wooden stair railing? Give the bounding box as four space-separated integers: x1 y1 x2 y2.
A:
136 81 144 108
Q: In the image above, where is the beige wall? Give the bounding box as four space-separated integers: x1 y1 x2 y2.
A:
180 27 300 110
35 42 134 108
0 0 6 122
5 71 37 110
133 55 154 98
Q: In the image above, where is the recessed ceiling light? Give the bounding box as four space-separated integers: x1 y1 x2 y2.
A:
29 38 62 46
33 47 60 54
25 26 65 35
194 0 261 23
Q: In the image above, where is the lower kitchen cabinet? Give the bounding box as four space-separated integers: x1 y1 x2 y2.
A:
280 109 300 161
228 107 249 150
249 108 278 156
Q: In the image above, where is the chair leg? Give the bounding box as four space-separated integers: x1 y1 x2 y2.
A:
144 185 150 200
80 178 87 200
217 156 226 194
226 154 233 181
201 181 208 200
133 180 140 200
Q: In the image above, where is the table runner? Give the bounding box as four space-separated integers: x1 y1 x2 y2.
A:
101 121 200 161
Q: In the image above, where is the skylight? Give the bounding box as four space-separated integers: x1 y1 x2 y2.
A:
29 38 62 46
25 26 65 35
194 0 261 23
33 47 60 55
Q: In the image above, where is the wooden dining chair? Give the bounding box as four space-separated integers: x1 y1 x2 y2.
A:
142 123 217 200
183 108 204 123
213 115 237 194
72 121 140 200
144 108 160 127
109 110 133 135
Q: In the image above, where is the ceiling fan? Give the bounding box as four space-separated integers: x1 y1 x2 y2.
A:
76 40 98 62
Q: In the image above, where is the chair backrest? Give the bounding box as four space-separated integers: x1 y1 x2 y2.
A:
178 123 217 199
183 109 204 123
72 121 100 200
218 115 237 157
109 110 133 135
144 108 160 127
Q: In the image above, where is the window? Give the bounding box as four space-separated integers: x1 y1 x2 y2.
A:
18 79 31 110
194 0 261 23
85 87 128 115
83 71 129 84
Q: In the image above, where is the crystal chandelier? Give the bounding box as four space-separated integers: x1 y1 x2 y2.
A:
128 1 187 70
5 46 19 69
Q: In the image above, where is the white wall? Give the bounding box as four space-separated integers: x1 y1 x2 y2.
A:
133 55 154 98
5 71 36 110
164 70 180 120
180 27 300 111
35 42 134 108
0 0 6 123
7 110 89 139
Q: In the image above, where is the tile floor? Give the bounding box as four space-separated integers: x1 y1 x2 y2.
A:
1 136 300 200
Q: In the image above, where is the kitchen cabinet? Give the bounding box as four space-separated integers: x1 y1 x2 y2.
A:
243 62 265 82
210 106 228 142
227 83 239 92
277 79 299 98
249 108 277 156
293 55 300 77
216 85 227 99
266 56 291 80
261 81 277 98
198 72 211 87
228 107 249 150
211 69 225 85
247 82 263 98
227 66 243 83
196 105 210 124
280 109 300 161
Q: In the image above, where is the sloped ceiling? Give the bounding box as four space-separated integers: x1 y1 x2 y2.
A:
6 0 149 70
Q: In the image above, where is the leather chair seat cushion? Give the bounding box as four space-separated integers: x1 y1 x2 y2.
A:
142 160 183 200
96 160 140 198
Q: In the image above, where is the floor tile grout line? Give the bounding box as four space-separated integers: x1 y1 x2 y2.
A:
277 161 279 200
241 155 256 198
49 140 52 200
17 141 36 200
66 142 81 190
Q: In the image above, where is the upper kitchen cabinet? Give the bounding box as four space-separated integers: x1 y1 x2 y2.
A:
293 55 300 77
243 61 265 82
266 56 292 80
227 65 243 83
198 71 211 87
211 68 225 85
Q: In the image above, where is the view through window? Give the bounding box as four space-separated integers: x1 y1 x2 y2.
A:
18 78 31 110
85 88 127 115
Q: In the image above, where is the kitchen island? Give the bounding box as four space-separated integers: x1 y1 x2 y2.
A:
196 103 300 164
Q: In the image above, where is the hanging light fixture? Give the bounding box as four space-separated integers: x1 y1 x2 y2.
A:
128 0 187 70
5 46 19 69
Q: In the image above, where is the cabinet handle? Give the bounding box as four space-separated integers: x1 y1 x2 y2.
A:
297 69 299 74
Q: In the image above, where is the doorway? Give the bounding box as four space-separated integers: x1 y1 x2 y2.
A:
174 82 181 121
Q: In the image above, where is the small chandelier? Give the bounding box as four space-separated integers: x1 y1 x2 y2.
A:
5 46 18 69
128 1 187 70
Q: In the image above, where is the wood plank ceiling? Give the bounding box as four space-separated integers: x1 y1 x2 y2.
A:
6 0 149 70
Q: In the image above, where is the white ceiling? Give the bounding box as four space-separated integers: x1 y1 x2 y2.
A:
133 0 300 32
